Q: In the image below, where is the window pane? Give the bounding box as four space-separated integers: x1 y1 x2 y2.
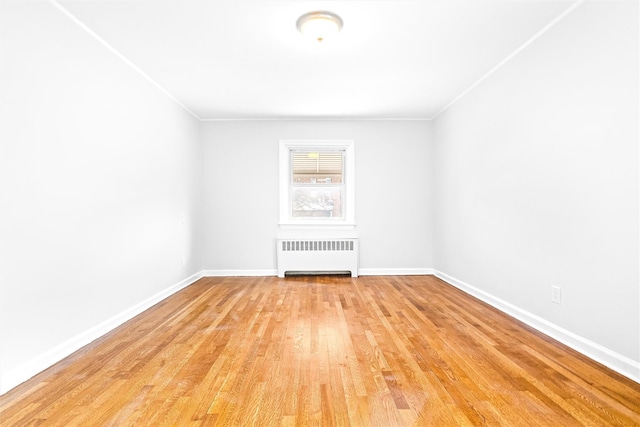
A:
292 151 343 184
291 187 343 218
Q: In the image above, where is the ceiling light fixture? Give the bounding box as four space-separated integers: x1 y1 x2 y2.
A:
296 11 343 42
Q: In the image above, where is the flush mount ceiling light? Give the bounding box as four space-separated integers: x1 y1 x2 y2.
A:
296 11 343 42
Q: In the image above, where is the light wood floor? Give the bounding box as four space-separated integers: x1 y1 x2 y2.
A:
1 275 639 426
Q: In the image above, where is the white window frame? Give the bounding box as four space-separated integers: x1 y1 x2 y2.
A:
279 140 355 227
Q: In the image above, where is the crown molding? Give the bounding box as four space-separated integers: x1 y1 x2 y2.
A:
48 0 201 121
430 0 586 120
200 117 432 122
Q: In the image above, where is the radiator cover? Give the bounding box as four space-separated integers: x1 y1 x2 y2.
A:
277 238 359 278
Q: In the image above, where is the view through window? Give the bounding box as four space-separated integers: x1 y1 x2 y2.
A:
291 151 344 218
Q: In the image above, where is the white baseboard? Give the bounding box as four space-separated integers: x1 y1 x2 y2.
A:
433 270 640 384
202 269 278 277
0 271 204 395
358 268 434 276
202 268 434 277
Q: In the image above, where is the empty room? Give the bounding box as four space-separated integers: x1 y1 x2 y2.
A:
1 0 639 425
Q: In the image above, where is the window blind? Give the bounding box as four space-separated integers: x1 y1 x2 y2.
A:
292 151 343 175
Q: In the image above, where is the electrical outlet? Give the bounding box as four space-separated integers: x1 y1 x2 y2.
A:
551 286 562 304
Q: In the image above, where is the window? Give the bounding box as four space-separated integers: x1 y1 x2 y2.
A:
279 140 355 226
291 150 344 218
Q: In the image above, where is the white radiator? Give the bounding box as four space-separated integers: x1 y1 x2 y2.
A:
277 238 359 277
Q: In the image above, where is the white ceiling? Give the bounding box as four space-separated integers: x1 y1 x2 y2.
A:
55 0 578 120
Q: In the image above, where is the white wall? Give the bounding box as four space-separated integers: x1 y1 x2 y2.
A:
433 1 639 378
202 120 434 274
0 2 203 392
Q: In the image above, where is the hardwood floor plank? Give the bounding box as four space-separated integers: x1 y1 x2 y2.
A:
2 275 639 426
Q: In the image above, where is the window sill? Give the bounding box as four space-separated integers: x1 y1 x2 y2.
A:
278 223 357 238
